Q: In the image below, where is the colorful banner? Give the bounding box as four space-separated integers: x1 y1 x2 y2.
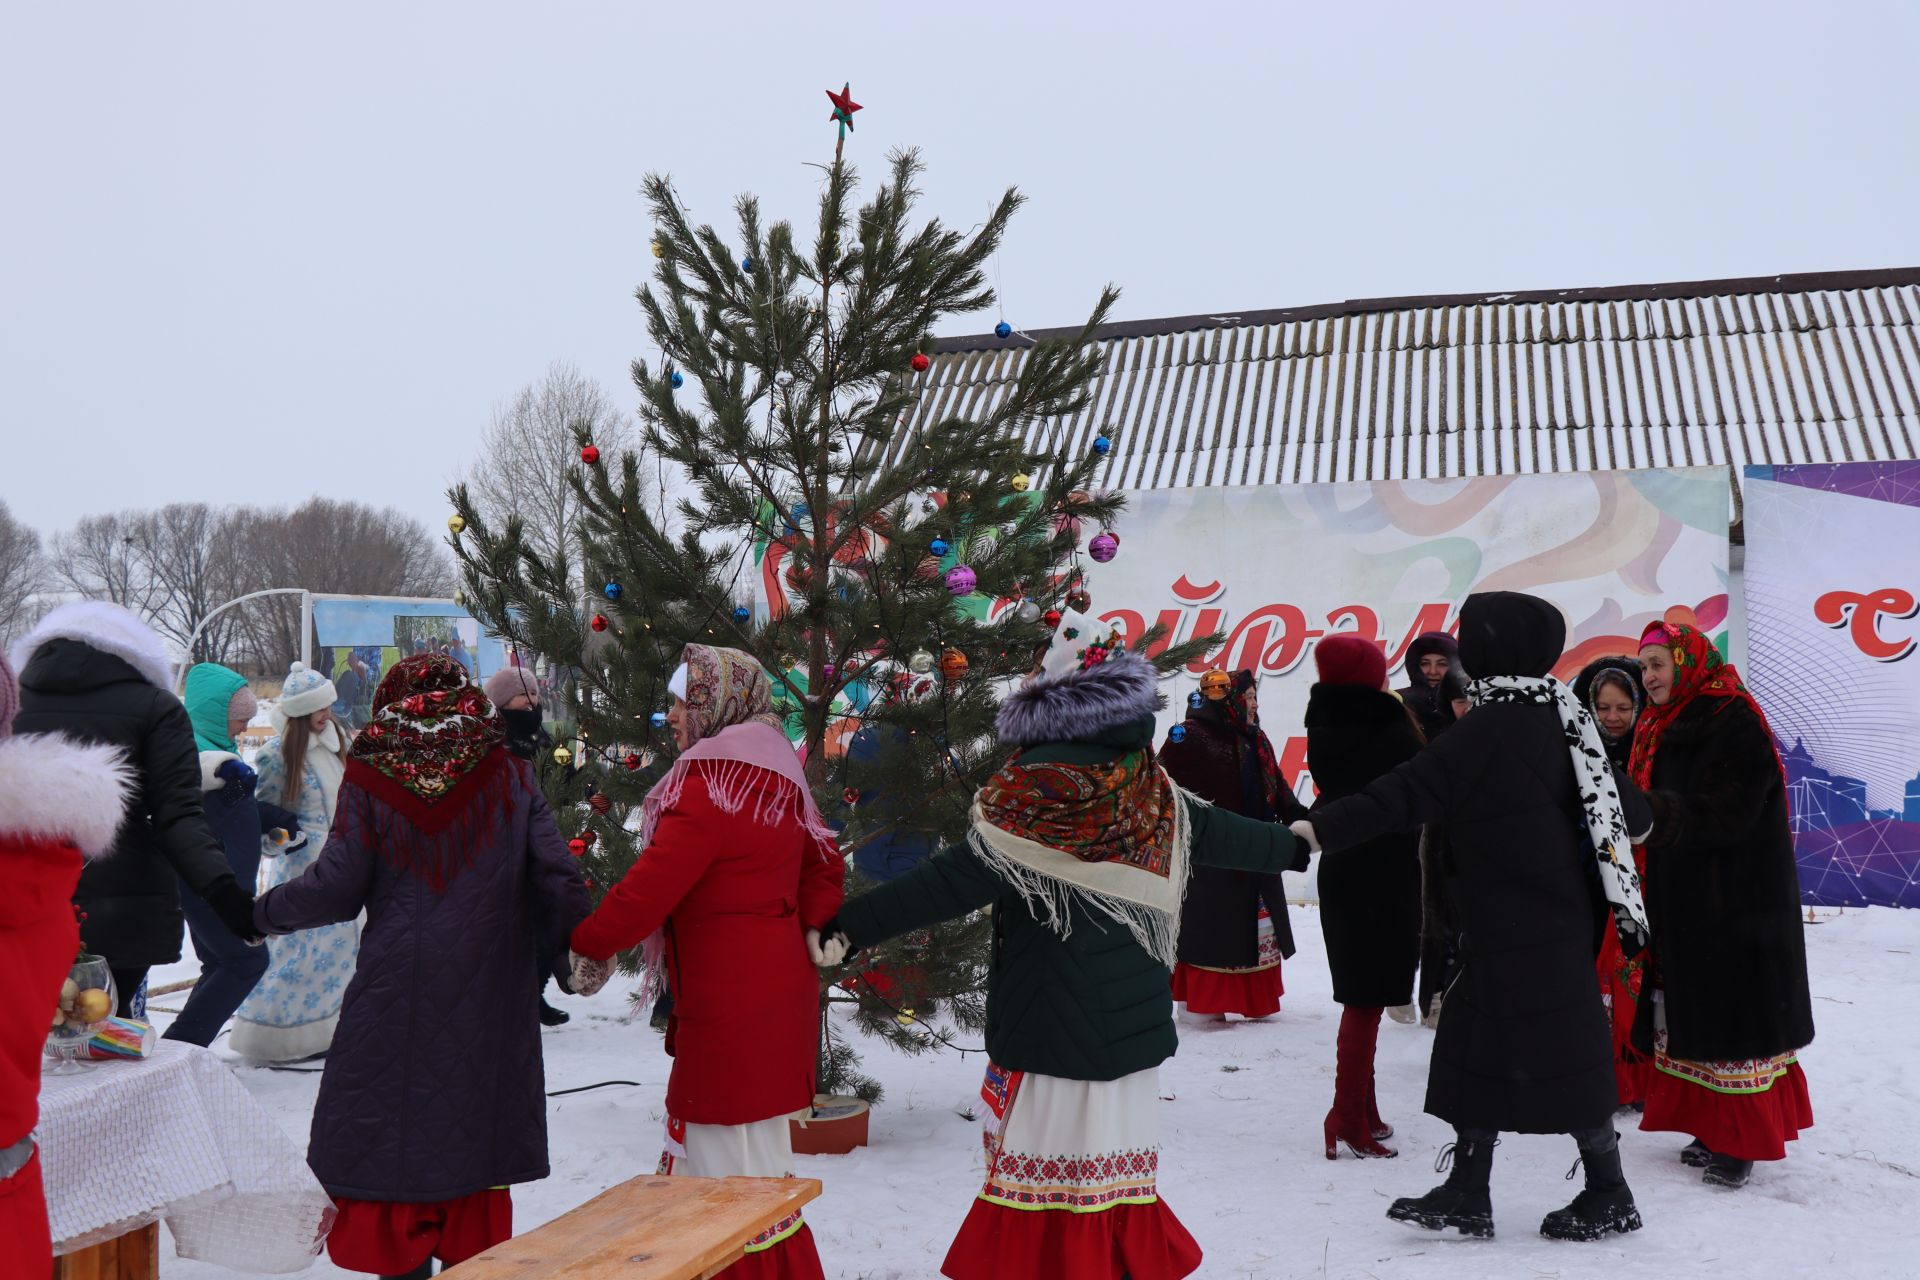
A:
1743 463 1920 909
1085 470 1731 796
310 595 508 730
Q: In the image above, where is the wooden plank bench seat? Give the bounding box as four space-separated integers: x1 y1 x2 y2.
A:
442 1175 822 1280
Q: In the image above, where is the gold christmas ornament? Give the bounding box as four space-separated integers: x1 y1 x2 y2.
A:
651 238 666 258
1011 472 1031 493
1200 669 1233 701
446 514 466 535
552 745 573 767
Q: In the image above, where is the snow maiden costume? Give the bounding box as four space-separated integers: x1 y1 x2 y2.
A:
822 614 1308 1280
233 661 354 1061
1296 592 1654 1243
1630 622 1814 1189
1161 668 1309 1020
0 650 134 1279
568 644 845 1280
255 655 589 1278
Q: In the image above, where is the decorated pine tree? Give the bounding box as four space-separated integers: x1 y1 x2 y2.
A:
448 90 1208 1100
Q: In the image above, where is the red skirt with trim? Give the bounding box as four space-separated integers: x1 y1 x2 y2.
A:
1596 930 1650 1107
326 1189 513 1273
1641 1058 1813 1162
713 1220 824 1280
1170 962 1281 1018
943 1197 1201 1280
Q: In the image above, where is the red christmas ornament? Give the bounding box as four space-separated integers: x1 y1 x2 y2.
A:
624 752 642 771
910 353 931 373
589 793 612 815
579 829 598 848
580 444 601 465
567 838 587 857
843 787 860 805
590 614 609 632
1043 608 1063 628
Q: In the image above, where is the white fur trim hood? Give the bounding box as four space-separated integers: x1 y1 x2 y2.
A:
0 734 135 858
9 600 176 691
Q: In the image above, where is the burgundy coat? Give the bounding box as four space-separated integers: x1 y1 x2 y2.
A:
256 754 589 1202
571 766 845 1126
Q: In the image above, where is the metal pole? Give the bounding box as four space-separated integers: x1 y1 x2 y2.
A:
175 588 310 692
299 590 313 670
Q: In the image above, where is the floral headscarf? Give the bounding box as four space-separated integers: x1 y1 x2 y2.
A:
678 643 787 746
1629 622 1784 792
342 654 508 890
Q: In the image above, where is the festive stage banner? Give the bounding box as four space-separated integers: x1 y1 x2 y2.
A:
1743 463 1920 909
1086 470 1731 799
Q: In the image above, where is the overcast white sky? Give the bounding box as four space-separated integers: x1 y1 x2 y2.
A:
3 1 1915 542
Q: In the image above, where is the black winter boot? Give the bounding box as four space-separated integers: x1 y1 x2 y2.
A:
1540 1143 1643 1241
1703 1153 1753 1188
1387 1137 1496 1238
1680 1138 1714 1167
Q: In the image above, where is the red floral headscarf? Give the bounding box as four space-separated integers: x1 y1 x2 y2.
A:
343 654 509 890
678 644 786 746
1629 622 1784 792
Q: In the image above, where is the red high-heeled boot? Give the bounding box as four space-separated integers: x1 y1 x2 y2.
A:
1325 1005 1397 1159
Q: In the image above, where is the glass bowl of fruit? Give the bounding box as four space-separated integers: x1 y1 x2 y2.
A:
45 954 116 1073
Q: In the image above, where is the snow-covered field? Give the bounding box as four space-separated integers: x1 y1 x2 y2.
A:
150 905 1919 1279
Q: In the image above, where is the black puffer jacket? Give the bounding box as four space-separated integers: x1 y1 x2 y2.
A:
12 622 240 969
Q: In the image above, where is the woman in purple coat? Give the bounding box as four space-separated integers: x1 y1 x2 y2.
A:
255 654 589 1280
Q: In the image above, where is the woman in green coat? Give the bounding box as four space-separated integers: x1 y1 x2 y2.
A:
820 613 1308 1280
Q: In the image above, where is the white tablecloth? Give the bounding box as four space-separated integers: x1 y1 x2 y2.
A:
38 1040 333 1272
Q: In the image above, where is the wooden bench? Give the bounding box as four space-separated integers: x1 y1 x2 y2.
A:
52 1224 158 1280
442 1175 822 1279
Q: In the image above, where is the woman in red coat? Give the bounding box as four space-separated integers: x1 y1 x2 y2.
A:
570 644 844 1280
0 650 133 1277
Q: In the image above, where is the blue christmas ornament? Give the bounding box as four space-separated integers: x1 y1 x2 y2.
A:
603 582 623 601
995 321 1012 339
929 537 949 557
732 605 751 623
742 255 755 272
1188 691 1203 710
670 370 685 389
649 711 668 729
1169 725 1188 744
1092 434 1113 457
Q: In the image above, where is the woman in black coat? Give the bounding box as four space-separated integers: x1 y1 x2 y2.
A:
9 602 259 1014
1305 635 1425 1159
1630 621 1814 1190
1294 592 1653 1244
1161 669 1306 1022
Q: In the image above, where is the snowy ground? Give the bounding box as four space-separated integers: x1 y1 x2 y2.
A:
147 905 1919 1279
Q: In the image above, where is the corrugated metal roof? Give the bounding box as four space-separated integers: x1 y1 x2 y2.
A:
874 268 1920 523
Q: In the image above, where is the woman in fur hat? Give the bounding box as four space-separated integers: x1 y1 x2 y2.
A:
1293 592 1654 1244
816 613 1309 1280
231 661 357 1062
0 649 134 1277
1305 634 1425 1159
1161 668 1308 1023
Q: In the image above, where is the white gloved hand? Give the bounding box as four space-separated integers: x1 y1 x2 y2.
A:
819 932 850 968
568 950 612 998
805 928 828 965
1289 820 1321 853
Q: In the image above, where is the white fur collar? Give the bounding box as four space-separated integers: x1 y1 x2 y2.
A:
0 735 135 858
200 750 241 792
9 600 176 691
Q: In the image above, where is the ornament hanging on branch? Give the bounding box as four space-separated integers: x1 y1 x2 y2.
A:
650 711 669 729
623 753 643 771
670 370 685 390
1011 473 1031 493
911 353 931 373
1088 531 1120 563
604 582 623 601
945 565 977 596
580 444 601 466
940 648 969 680
590 614 609 633
552 746 573 767
446 514 466 535
995 321 1013 340
1091 434 1113 457
908 649 935 674
1169 725 1188 744
732 605 752 624
568 838 587 858
589 793 613 816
